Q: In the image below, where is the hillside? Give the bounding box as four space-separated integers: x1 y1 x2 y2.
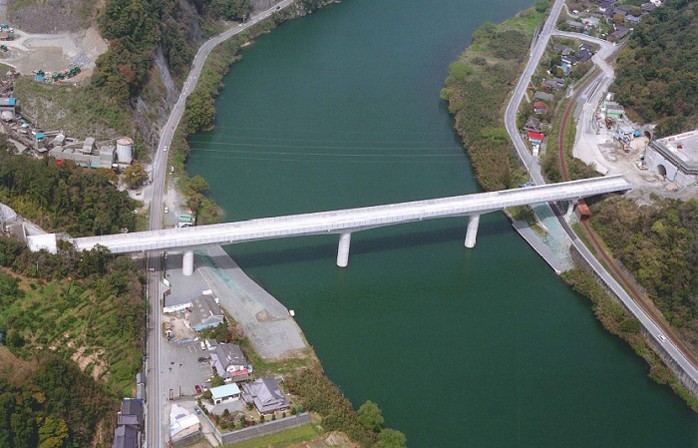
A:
611 0 698 136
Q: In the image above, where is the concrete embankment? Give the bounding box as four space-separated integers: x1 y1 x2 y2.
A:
195 245 308 360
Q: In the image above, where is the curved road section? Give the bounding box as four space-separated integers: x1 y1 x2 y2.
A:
503 0 698 393
145 2 293 447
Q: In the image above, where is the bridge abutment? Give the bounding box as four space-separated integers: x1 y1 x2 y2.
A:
565 200 576 220
336 232 351 267
183 250 194 276
464 214 480 248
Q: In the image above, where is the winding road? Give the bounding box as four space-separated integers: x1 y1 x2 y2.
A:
145 1 293 446
503 0 698 394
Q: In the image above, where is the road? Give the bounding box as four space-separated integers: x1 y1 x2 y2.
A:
145 1 293 447
502 1 698 391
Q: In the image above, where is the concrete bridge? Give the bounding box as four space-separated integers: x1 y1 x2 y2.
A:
28 176 631 274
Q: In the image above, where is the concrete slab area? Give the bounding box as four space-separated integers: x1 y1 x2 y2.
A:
195 245 308 360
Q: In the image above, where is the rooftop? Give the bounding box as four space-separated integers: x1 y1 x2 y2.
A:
652 130 698 174
211 383 241 399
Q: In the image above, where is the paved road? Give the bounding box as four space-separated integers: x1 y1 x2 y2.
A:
145 2 293 447
502 1 698 390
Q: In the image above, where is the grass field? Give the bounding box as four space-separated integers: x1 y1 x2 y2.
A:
225 424 322 448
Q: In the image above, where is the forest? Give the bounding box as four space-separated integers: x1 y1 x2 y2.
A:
441 7 546 190
0 147 137 236
611 0 698 136
591 197 698 351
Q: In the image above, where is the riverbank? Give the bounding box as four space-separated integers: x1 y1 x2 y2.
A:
442 3 698 412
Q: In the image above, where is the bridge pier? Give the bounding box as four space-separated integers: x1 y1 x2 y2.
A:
565 200 576 220
336 232 351 268
464 214 480 248
182 250 194 276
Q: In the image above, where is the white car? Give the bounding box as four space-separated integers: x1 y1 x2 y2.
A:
657 334 667 342
164 207 169 214
163 145 168 151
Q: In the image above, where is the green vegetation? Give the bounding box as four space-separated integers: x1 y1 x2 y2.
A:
0 352 116 448
441 7 546 191
0 245 146 395
14 78 132 140
562 268 698 412
286 369 407 448
122 164 149 189
591 197 698 343
225 423 322 448
0 147 137 236
612 0 698 136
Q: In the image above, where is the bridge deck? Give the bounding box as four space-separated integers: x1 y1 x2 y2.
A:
66 176 631 254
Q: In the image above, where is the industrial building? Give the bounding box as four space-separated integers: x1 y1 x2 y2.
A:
643 130 698 187
48 135 133 168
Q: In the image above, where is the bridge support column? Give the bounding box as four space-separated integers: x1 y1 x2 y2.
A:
182 250 194 276
565 200 576 220
336 233 351 268
464 214 480 249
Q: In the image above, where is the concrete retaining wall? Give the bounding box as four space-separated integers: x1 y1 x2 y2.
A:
200 411 312 445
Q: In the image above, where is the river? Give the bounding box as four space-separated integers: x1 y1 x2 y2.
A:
187 0 698 446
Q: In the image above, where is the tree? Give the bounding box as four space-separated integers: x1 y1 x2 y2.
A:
358 400 384 433
375 429 407 448
122 164 149 189
187 192 204 226
210 375 225 387
188 175 209 195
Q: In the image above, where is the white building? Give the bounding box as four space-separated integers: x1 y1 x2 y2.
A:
210 383 241 405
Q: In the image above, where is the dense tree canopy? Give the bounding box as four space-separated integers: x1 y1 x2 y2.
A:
612 0 698 136
0 149 137 236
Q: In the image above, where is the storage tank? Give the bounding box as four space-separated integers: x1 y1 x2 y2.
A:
116 137 133 164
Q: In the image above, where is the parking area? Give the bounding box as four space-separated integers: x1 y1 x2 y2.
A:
160 339 214 399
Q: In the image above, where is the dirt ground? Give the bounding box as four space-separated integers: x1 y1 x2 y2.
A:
0 26 107 74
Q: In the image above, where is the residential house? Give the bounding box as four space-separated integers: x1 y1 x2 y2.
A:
641 3 656 13
241 378 290 414
574 49 592 63
542 79 562 91
534 91 554 103
610 26 631 41
552 77 566 88
524 117 542 132
187 295 224 331
533 102 548 115
210 383 241 404
625 14 641 24
579 43 594 53
565 20 585 31
170 404 201 444
582 16 599 27
117 399 143 429
113 425 139 448
210 343 250 381
553 43 573 56
527 131 545 144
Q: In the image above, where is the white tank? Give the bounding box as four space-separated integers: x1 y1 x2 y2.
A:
116 137 134 164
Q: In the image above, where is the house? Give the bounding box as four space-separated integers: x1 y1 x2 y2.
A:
610 26 630 41
112 425 139 448
534 91 554 103
625 14 641 24
574 49 593 63
527 131 545 143
210 343 250 381
241 378 290 414
553 43 573 56
533 102 548 115
579 43 594 53
641 3 656 13
582 16 599 27
170 404 201 444
552 77 566 88
565 20 585 31
210 383 241 404
187 295 224 331
524 117 542 132
163 293 193 314
542 80 562 91
118 398 143 429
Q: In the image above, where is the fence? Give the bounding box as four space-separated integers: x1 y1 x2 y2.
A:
200 411 311 445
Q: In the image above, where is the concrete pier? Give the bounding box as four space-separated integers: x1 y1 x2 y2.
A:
464 214 480 248
565 201 575 220
336 232 351 267
182 250 194 276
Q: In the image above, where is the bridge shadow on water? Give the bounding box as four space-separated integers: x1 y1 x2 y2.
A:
220 217 512 270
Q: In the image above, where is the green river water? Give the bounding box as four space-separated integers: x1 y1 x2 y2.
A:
187 0 698 445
